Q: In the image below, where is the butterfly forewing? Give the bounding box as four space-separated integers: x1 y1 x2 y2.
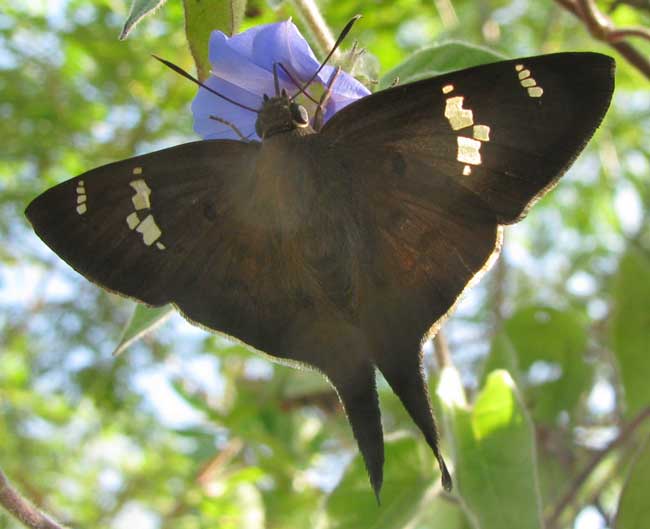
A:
322 52 615 224
24 140 294 345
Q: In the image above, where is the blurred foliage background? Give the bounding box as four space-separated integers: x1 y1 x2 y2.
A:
1 1 649 528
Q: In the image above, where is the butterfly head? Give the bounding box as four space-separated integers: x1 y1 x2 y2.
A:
255 90 311 139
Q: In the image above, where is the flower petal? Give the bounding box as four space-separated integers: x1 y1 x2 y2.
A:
191 76 260 140
192 19 372 139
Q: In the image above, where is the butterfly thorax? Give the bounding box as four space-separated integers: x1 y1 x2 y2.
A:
255 93 314 139
242 121 361 318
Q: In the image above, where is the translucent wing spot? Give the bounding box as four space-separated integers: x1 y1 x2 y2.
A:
473 124 490 142
75 180 87 215
135 214 162 246
132 166 143 175
457 136 482 165
126 178 165 250
442 84 454 94
129 179 152 210
443 93 491 171
444 96 474 130
514 64 544 98
126 212 140 229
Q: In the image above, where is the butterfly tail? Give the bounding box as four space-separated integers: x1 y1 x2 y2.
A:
283 318 385 500
333 366 385 502
375 350 453 492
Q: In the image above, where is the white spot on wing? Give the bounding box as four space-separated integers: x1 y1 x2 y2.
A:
442 84 454 94
457 137 482 165
441 89 492 173
444 96 474 130
132 166 143 175
125 177 166 250
129 179 151 210
136 214 162 245
126 212 140 230
473 124 490 142
75 180 87 215
514 64 544 98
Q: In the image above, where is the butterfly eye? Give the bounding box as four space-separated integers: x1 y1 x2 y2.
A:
290 103 309 127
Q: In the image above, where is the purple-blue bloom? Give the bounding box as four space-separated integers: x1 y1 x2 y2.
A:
191 20 371 141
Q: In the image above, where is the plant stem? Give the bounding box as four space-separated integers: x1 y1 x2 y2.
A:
546 406 650 527
289 0 335 57
0 468 68 529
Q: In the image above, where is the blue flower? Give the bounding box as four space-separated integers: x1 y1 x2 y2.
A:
191 19 371 141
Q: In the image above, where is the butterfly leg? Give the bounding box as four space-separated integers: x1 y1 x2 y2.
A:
208 115 249 141
372 326 453 491
313 66 341 132
282 316 385 500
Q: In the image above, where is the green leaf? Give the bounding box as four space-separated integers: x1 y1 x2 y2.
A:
412 495 474 529
504 306 591 423
326 435 438 529
378 41 505 89
119 0 168 40
615 432 650 529
112 303 174 356
480 332 524 390
183 0 247 81
441 370 543 529
611 249 650 418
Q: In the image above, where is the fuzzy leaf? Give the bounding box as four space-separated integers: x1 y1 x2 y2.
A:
326 435 439 529
504 306 591 423
113 303 174 356
379 41 505 89
441 369 543 529
616 432 650 529
120 0 167 40
611 249 650 418
183 0 247 81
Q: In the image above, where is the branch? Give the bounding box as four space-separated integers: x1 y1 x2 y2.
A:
0 468 69 529
555 0 650 79
546 406 650 527
433 331 453 368
289 0 336 57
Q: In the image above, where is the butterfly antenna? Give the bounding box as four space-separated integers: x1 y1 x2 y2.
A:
277 63 319 104
152 55 259 113
290 14 362 102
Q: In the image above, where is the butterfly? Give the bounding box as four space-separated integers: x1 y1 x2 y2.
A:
25 36 615 498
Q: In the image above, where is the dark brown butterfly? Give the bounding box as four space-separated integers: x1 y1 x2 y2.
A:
25 34 615 498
